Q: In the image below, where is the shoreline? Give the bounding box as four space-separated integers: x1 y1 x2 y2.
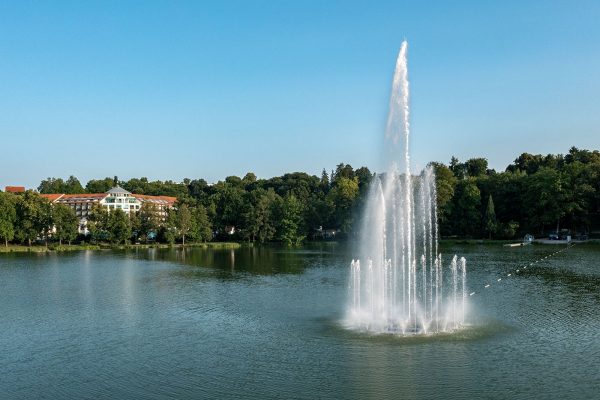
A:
0 242 241 254
2 238 599 255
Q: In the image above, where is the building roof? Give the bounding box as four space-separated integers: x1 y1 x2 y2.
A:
5 186 25 193
40 193 65 202
132 194 177 205
59 194 108 201
41 193 108 203
106 186 131 195
39 190 175 206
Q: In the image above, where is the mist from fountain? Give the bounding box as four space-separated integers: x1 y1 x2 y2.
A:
345 41 468 335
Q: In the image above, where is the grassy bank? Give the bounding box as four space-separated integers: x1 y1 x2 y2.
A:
0 242 241 254
0 244 101 253
101 242 241 250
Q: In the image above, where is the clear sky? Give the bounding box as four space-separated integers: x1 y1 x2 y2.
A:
1 0 599 189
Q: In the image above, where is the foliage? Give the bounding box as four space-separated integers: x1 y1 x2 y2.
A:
38 176 84 194
192 204 213 242
7 147 598 246
174 204 192 245
107 208 131 244
279 194 305 246
484 195 497 239
0 192 17 246
53 203 79 245
14 191 52 246
327 176 359 234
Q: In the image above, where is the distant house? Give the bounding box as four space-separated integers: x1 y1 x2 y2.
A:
224 226 236 235
313 226 340 240
40 186 176 234
4 186 25 193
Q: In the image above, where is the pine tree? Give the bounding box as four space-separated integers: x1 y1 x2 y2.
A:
485 194 497 239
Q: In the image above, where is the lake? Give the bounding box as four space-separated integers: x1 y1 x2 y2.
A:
1 243 599 399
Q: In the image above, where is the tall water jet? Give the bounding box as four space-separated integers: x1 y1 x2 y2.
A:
345 41 468 335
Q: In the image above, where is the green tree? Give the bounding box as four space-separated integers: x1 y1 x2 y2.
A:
108 208 131 244
53 203 79 245
0 192 17 246
245 189 280 243
522 168 567 234
320 169 330 193
14 191 52 246
87 204 110 242
465 158 488 177
279 194 304 246
38 176 84 194
163 210 178 244
85 177 116 193
64 176 84 193
38 177 66 194
136 203 160 242
175 204 192 245
484 194 497 239
449 179 481 237
430 162 457 230
327 176 359 234
449 156 467 179
193 204 213 242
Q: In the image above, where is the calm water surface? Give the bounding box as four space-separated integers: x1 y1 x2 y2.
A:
1 243 599 399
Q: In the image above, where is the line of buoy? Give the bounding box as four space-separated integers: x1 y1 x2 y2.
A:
468 243 575 297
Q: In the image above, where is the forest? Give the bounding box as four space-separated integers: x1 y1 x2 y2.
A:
1 146 599 247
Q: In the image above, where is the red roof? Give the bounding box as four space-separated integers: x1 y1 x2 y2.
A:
5 186 25 193
59 193 108 199
132 194 177 205
39 192 175 205
40 194 65 202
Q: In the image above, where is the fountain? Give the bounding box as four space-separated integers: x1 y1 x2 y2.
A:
345 41 468 335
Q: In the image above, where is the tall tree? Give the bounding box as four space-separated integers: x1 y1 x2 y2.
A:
193 204 213 242
449 179 481 237
87 204 110 242
136 203 160 242
430 162 457 230
279 194 304 246
14 191 51 246
0 192 17 246
175 204 192 245
246 189 280 243
64 176 85 194
485 194 497 239
38 177 66 194
53 203 79 245
465 158 488 177
86 177 116 193
327 176 359 234
108 208 131 244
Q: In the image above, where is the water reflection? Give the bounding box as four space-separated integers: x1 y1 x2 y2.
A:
126 244 342 278
1 244 599 399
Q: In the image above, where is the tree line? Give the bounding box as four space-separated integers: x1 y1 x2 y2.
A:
2 147 599 247
432 146 600 238
1 163 373 246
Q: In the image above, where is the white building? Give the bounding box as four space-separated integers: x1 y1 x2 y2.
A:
42 186 176 234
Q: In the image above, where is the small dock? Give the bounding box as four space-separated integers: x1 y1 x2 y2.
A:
503 242 530 247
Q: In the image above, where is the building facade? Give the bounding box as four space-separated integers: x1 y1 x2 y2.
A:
41 186 176 234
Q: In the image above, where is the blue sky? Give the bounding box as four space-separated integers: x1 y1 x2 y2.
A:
1 0 599 189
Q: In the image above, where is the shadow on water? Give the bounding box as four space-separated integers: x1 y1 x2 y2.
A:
122 242 345 279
